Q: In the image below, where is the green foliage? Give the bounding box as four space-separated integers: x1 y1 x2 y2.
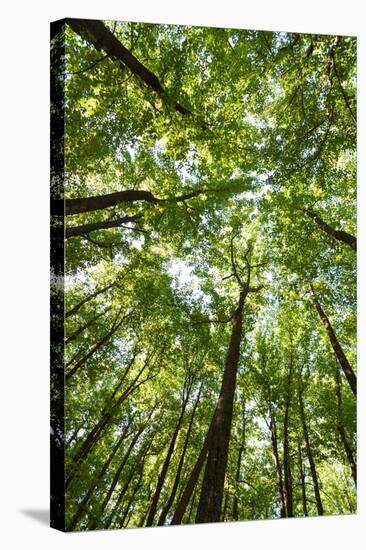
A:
57 20 356 530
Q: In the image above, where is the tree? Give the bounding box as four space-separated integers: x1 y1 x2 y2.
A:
50 20 356 531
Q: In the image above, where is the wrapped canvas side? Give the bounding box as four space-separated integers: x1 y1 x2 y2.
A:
50 19 66 532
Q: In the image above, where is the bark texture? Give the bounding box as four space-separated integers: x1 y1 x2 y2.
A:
157 384 202 526
65 19 195 120
145 382 191 526
298 384 324 515
304 209 356 251
195 289 246 523
310 283 357 396
335 367 357 485
283 353 294 517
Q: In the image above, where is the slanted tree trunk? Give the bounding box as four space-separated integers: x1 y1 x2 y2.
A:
304 209 356 251
232 403 246 521
170 412 215 524
269 408 287 518
173 242 262 525
65 19 197 121
298 383 323 515
157 384 202 526
66 349 148 488
335 367 357 486
119 466 145 528
65 214 142 238
298 441 308 517
310 283 356 396
88 424 146 530
187 483 199 523
66 309 131 380
283 351 294 518
145 379 192 526
106 439 152 529
195 289 247 523
53 187 212 218
221 491 229 521
67 422 129 530
66 281 115 318
104 462 138 529
66 308 110 345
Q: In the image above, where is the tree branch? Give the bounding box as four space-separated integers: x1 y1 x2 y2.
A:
65 19 207 127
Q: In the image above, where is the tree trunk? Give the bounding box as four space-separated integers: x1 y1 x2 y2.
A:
335 367 357 485
298 441 308 517
119 468 144 528
298 385 324 515
221 491 229 521
283 353 294 518
106 440 152 529
88 424 146 530
170 412 215 524
195 289 246 523
66 281 115 318
56 189 160 216
145 381 192 526
187 483 199 523
66 349 146 488
304 209 356 251
67 422 130 530
269 409 287 518
66 310 131 380
65 215 142 238
65 19 195 120
232 403 246 521
54 187 209 218
66 308 110 345
105 459 139 529
157 384 202 526
310 283 356 396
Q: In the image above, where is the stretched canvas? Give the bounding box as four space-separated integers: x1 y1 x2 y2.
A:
50 18 357 532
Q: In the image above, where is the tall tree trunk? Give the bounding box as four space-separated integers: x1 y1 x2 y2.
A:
298 385 324 515
64 19 202 123
187 483 199 523
170 412 216 524
269 408 287 518
157 384 202 526
232 403 246 521
106 439 152 529
221 491 229 521
283 352 294 518
232 445 244 521
67 422 130 530
310 283 356 396
88 424 146 530
66 349 147 488
145 380 192 526
335 367 357 485
66 310 130 381
105 462 138 529
119 467 144 528
66 307 110 345
304 209 356 251
195 289 246 523
298 441 308 517
66 281 115 318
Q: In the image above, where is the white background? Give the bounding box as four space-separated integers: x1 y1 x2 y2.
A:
1 0 365 547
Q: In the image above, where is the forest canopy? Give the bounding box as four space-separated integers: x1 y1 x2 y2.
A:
50 18 356 531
